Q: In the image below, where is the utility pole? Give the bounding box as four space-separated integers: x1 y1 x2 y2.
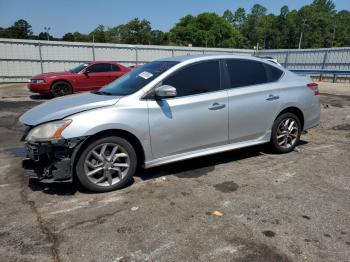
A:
44 26 51 41
298 18 307 49
331 24 336 47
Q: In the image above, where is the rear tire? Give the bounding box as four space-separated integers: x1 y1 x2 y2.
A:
270 113 301 153
50 81 73 97
76 136 137 192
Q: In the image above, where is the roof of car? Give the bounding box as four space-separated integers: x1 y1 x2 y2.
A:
156 54 259 62
89 61 119 64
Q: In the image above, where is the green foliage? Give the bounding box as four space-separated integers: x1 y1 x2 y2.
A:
62 32 75 42
170 12 245 48
0 19 33 39
106 18 152 44
38 32 52 41
0 1 349 49
89 25 106 43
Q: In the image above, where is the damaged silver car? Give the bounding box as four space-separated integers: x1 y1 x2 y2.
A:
20 55 320 192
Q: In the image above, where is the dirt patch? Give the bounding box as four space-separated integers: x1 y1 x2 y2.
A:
228 237 290 262
262 230 276 238
332 124 350 131
213 181 239 192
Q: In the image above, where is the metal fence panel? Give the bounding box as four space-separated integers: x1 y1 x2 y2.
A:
0 38 349 82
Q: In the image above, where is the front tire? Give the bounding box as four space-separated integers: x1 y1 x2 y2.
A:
50 81 73 97
270 113 301 153
76 136 137 192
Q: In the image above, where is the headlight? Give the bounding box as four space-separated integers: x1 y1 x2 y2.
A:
31 79 45 84
26 119 72 142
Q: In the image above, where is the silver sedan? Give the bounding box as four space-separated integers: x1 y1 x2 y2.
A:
20 55 320 192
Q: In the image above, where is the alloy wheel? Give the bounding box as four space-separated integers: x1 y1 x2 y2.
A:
276 118 299 149
52 83 71 96
83 143 130 187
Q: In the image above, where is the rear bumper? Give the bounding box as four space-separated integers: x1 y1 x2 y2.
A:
22 137 86 181
27 83 51 94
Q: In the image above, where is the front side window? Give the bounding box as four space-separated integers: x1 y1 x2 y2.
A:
69 63 88 73
96 61 178 96
226 59 268 88
162 60 221 97
87 63 112 73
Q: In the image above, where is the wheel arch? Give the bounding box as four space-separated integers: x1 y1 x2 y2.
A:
71 129 145 175
276 106 304 130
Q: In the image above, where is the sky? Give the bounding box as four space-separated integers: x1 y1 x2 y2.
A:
0 0 349 37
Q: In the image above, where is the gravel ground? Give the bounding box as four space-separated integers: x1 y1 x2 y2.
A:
0 83 349 262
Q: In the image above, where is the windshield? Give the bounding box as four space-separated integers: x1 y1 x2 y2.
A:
69 63 88 73
95 61 179 96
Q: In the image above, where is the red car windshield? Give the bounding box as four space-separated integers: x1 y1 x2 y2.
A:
95 61 178 96
69 63 88 73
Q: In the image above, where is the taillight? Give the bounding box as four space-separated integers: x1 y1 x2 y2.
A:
307 83 319 95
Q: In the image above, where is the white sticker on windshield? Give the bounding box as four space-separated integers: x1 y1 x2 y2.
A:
138 71 153 79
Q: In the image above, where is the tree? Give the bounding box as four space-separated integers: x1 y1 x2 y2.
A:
0 27 11 38
106 18 152 44
170 13 245 48
334 10 350 46
8 19 33 39
234 8 246 25
150 30 165 45
241 4 269 47
38 32 52 41
251 4 267 17
73 32 89 42
89 25 106 43
223 9 234 24
62 32 75 41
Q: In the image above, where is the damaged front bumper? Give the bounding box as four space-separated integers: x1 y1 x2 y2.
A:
22 137 86 181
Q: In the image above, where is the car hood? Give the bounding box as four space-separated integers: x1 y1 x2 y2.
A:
31 71 73 79
20 92 121 126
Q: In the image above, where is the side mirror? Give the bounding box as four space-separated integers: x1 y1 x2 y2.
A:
83 69 90 75
155 85 177 99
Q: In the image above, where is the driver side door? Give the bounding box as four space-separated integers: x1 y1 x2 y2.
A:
147 60 229 159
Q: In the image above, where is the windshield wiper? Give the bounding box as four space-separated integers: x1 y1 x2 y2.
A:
92 90 114 96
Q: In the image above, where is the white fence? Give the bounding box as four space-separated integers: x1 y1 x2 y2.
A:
0 38 349 82
0 38 252 82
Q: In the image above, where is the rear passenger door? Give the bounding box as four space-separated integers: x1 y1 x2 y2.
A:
147 60 229 159
224 59 283 143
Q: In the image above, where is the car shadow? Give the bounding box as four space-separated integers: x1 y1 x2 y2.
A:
30 94 51 100
135 140 308 181
26 140 308 195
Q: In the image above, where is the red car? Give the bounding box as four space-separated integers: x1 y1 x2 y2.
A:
28 61 131 97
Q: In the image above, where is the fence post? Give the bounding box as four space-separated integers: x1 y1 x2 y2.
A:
284 51 289 68
171 49 174 57
320 49 329 81
135 47 138 66
91 44 96 61
38 41 44 73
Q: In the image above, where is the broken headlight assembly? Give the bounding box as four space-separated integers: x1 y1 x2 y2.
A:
25 119 72 142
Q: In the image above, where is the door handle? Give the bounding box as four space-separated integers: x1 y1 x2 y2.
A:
208 102 226 110
266 94 280 101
